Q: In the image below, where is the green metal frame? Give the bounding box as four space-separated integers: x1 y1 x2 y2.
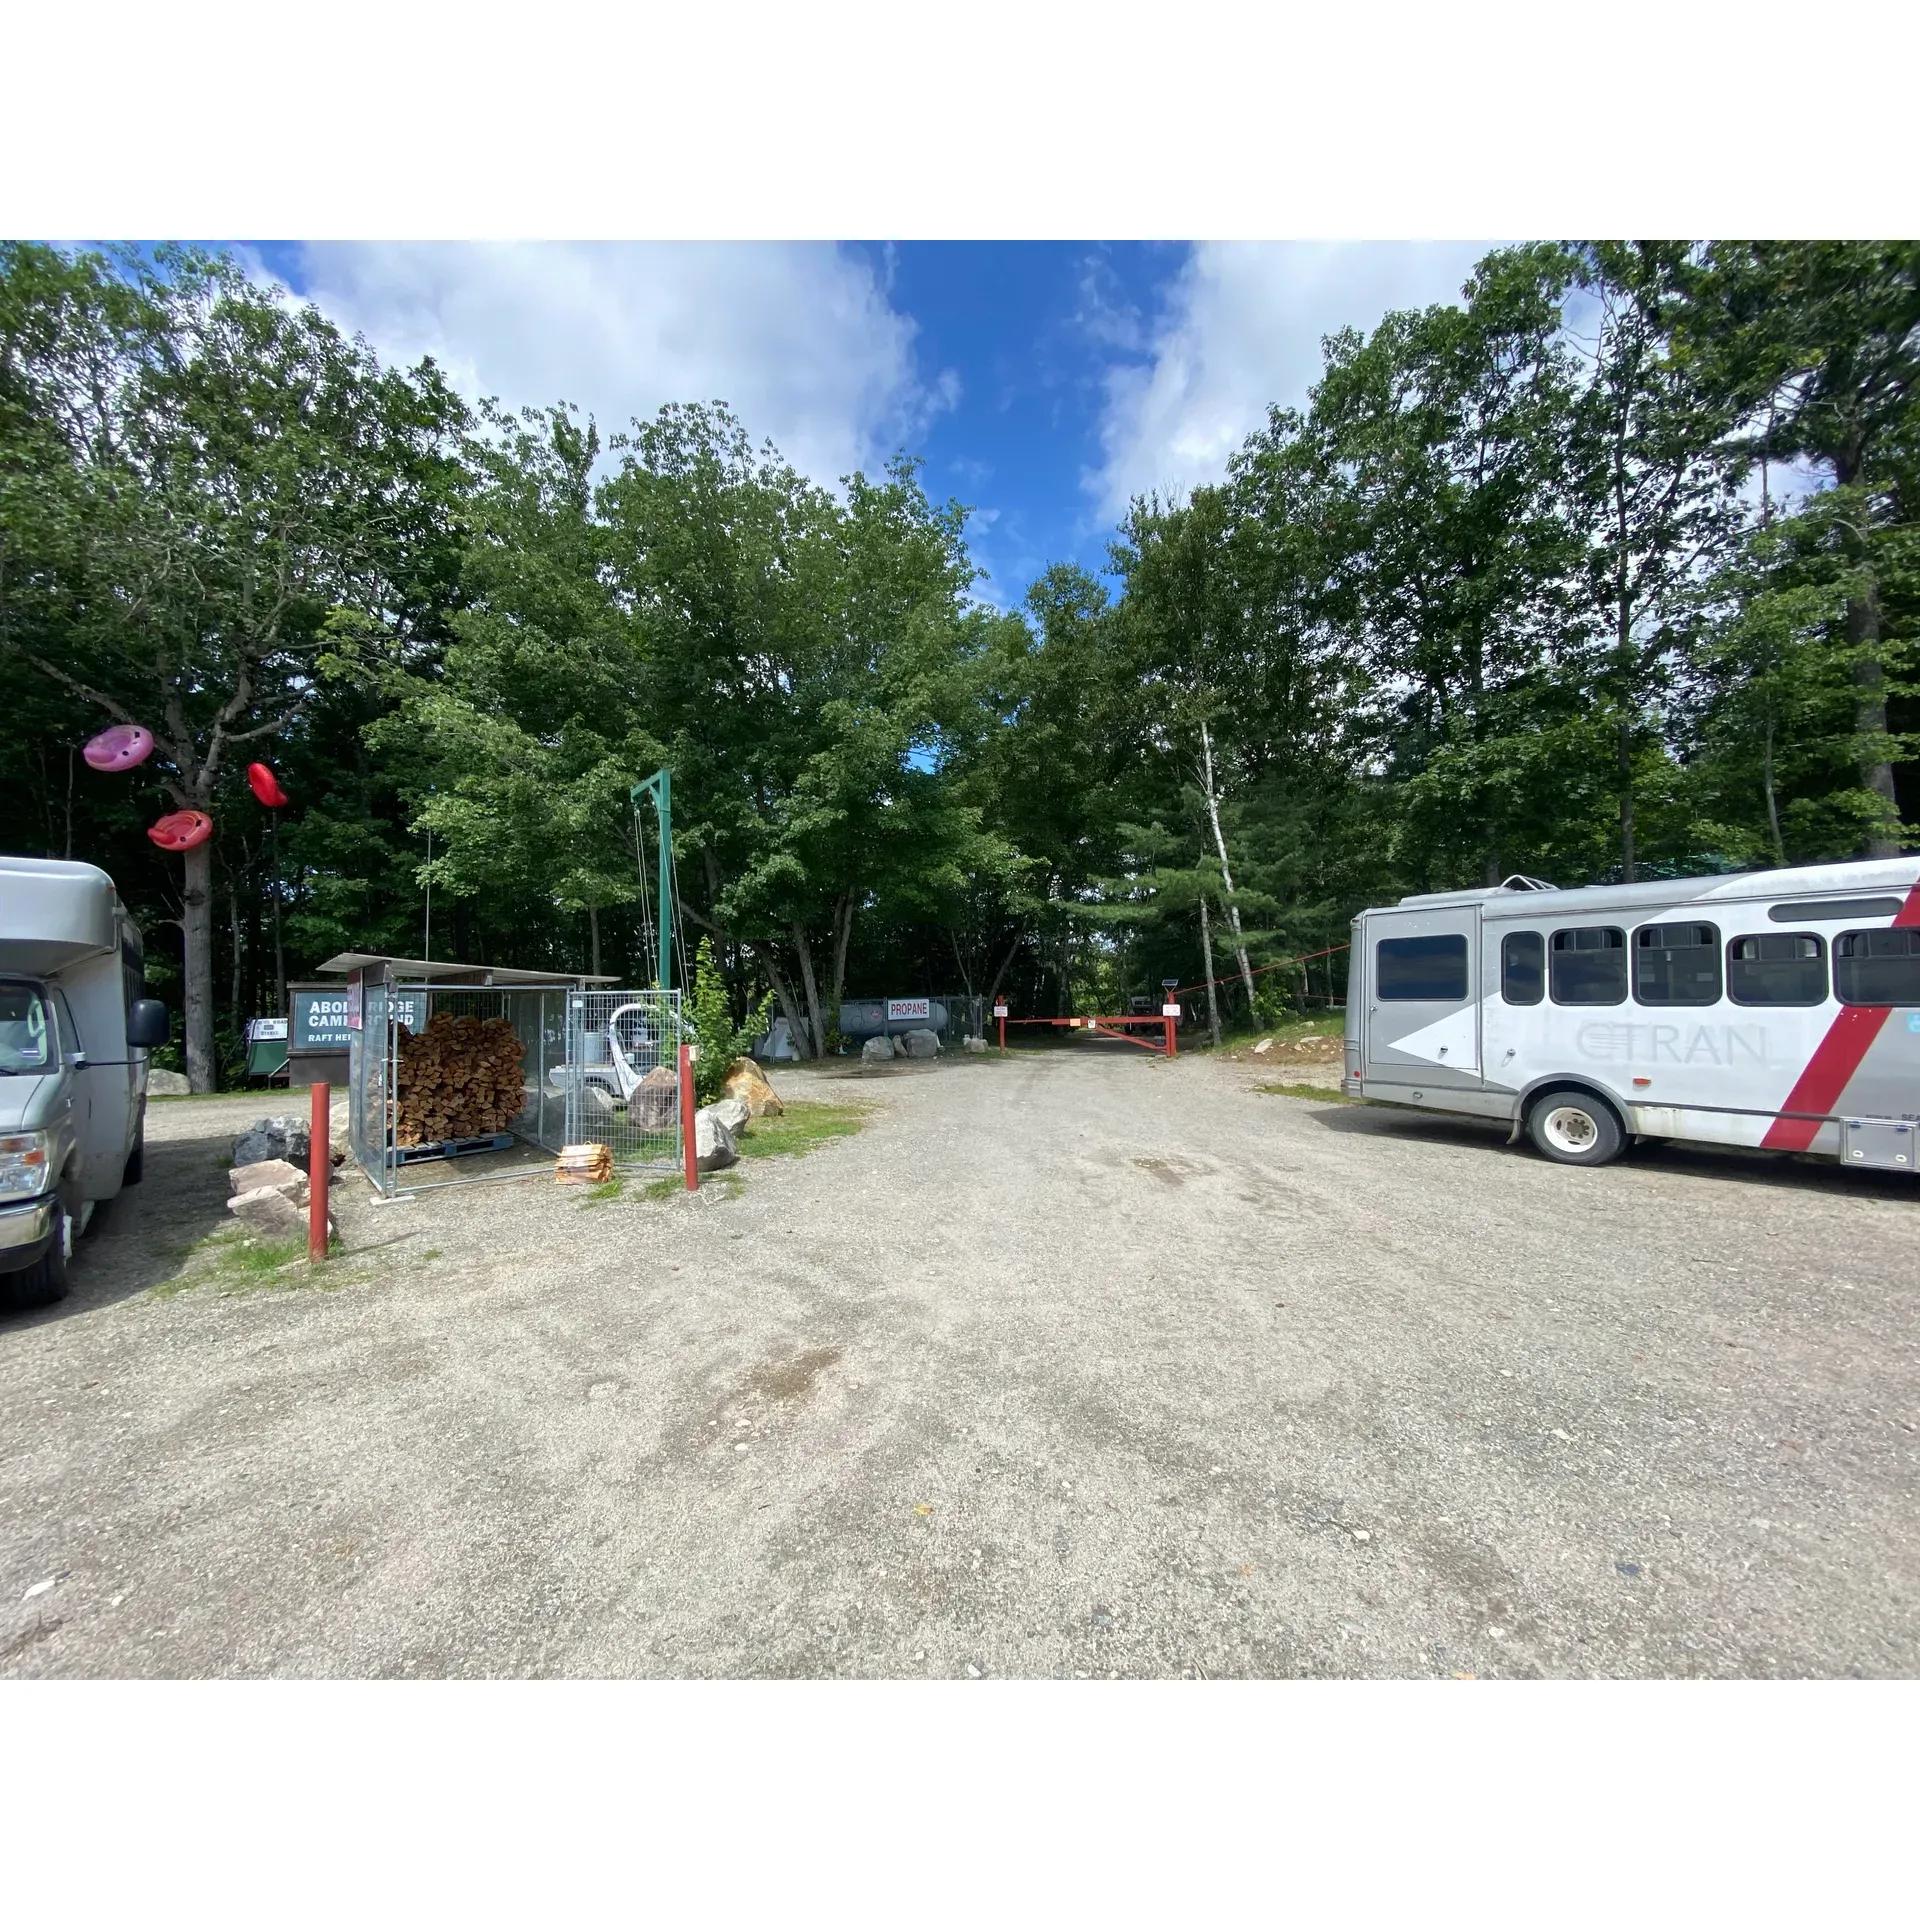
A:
630 768 673 991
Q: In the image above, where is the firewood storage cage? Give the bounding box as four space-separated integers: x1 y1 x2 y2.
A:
327 956 684 1198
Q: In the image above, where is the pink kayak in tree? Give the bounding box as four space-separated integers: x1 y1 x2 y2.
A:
82 724 155 772
147 810 214 852
247 762 290 807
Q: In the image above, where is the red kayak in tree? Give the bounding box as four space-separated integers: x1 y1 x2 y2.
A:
247 762 290 807
147 810 214 852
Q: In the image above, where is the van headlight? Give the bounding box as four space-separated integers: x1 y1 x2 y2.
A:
0 1133 52 1199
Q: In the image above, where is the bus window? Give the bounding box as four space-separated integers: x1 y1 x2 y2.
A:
1501 931 1544 1005
1727 933 1826 1007
1833 927 1920 1006
1633 922 1721 1006
1376 935 1468 1000
1769 896 1903 924
1550 926 1626 1005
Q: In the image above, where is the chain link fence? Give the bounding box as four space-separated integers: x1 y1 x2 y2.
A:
560 989 686 1170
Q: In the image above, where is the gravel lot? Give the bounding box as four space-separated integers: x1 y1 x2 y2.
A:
2 1042 1915 1678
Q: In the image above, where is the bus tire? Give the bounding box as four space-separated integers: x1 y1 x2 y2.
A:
3 1194 71 1312
1527 1090 1624 1168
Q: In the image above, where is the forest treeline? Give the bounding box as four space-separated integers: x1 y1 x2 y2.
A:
2 240 1915 1087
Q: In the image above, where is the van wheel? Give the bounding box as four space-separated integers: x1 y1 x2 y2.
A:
1528 1092 1624 1168
3 1196 70 1311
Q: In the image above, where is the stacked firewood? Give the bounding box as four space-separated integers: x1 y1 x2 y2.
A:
392 1013 527 1147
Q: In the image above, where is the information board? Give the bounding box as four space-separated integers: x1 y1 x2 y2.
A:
291 987 426 1053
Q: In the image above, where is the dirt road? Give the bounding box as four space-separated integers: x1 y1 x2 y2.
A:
2 1045 1914 1678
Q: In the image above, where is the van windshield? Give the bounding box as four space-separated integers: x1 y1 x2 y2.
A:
0 982 56 1075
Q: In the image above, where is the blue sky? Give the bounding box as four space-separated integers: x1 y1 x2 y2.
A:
257 241 1493 609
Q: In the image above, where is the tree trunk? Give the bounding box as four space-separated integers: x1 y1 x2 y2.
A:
756 944 810 1060
182 838 216 1092
984 933 1022 1010
270 811 285 1012
1762 716 1786 868
792 923 825 1059
229 885 244 1033
1849 580 1900 858
1199 895 1222 1049
1618 719 1637 882
1200 721 1258 1014
588 904 601 978
830 891 856 1013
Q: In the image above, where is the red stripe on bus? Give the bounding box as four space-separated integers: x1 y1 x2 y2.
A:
1760 879 1920 1150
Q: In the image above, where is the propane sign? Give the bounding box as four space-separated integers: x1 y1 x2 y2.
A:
886 997 931 1024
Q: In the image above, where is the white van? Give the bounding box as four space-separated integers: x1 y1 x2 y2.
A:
1 857 171 1308
1344 857 1920 1171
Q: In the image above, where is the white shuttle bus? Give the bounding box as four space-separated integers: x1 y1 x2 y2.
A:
1343 857 1920 1172
1 857 172 1308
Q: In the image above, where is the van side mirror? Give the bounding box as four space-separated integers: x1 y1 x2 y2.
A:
128 998 171 1051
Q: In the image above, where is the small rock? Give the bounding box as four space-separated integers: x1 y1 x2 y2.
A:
1353 1529 1371 1542
23 1573 66 1600
229 1158 308 1203
628 1065 680 1132
701 1095 751 1138
722 1057 783 1118
585 1084 619 1116
147 1068 190 1097
1253 1038 1272 1055
693 1109 738 1172
1615 1562 1642 1577
965 1663 982 1678
233 1114 312 1172
226 1186 307 1238
1487 1626 1506 1638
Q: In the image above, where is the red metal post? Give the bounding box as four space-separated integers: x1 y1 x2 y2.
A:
995 1001 1008 1051
308 1079 329 1263
680 1042 699 1190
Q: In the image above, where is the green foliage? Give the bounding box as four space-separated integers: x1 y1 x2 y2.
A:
3 236 1915 1072
688 936 772 1103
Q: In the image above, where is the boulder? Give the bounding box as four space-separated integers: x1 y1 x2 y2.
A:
892 1035 909 1057
962 1035 988 1054
694 1109 738 1172
901 1028 940 1060
225 1185 308 1238
229 1157 309 1204
233 1114 313 1173
585 1083 620 1116
722 1056 784 1119
861 1035 895 1066
701 1095 751 1138
147 1068 190 1097
628 1065 680 1132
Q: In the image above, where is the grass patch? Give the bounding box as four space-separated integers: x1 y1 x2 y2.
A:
421 1247 442 1261
1255 1081 1348 1103
581 1175 626 1202
151 1226 349 1298
735 1101 870 1160
640 1174 685 1202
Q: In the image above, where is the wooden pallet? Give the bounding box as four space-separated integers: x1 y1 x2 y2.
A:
386 1132 513 1166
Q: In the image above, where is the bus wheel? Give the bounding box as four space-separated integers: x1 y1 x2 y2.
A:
1528 1092 1624 1168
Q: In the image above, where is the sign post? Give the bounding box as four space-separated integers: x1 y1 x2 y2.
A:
308 1080 329 1264
994 1002 1009 1051
680 1042 698 1191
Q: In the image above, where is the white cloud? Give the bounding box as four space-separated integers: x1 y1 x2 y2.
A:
1088 241 1494 518
273 242 954 488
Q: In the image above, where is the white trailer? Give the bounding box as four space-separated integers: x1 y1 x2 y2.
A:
1343 857 1920 1171
0 858 172 1307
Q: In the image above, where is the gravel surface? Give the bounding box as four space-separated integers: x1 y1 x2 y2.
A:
2 1045 1915 1678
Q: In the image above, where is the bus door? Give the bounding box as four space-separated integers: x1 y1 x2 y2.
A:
1364 907 1482 1087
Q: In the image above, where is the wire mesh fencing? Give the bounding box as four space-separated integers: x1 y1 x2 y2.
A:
561 989 686 1170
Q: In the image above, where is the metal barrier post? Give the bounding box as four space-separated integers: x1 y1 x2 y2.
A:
994 1000 1008 1051
680 1043 698 1190
309 1079 329 1262
1162 999 1180 1059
